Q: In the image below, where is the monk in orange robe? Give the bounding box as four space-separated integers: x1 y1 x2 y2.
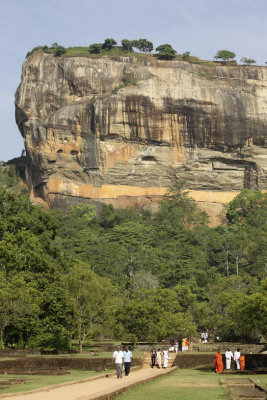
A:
214 350 224 373
240 353 245 371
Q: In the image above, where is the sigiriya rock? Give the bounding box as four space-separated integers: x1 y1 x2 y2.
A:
15 52 267 221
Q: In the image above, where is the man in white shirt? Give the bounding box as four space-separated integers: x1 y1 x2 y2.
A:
112 346 124 378
225 348 233 370
123 346 133 376
234 348 241 370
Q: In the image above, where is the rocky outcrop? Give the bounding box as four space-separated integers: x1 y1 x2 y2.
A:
15 53 267 220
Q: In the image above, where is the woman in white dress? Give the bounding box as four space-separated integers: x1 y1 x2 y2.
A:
156 348 162 368
163 348 169 368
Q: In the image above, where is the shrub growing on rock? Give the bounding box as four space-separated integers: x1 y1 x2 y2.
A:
102 38 117 50
133 39 153 53
121 39 135 52
88 43 102 54
240 57 256 65
156 44 176 60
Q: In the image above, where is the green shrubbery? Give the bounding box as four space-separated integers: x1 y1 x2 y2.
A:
0 186 266 350
214 50 236 61
240 57 256 65
156 44 176 60
26 40 258 66
0 164 27 194
26 42 65 57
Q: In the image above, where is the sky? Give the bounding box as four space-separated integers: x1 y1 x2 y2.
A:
1 0 266 161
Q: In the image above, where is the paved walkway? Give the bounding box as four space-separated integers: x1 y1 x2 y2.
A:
0 355 177 400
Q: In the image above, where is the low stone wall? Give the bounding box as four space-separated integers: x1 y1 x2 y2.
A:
173 354 213 368
0 354 265 374
191 343 265 353
0 349 40 357
172 353 267 370
0 357 142 375
245 354 267 370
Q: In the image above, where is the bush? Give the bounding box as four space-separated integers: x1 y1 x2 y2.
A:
182 51 190 61
102 38 117 50
26 46 44 58
88 43 102 54
133 39 153 53
51 42 59 49
156 44 176 60
121 39 134 52
28 329 71 351
55 46 66 57
240 57 256 65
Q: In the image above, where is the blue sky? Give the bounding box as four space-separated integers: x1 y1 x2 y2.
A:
1 0 266 161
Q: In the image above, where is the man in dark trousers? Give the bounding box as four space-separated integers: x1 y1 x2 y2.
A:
123 346 133 376
151 348 157 368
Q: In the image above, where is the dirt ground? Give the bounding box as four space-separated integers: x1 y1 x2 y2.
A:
0 366 175 400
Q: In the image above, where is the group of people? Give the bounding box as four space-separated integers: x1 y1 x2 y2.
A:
151 347 170 369
214 348 245 373
169 338 189 353
112 345 133 379
201 331 209 343
112 344 246 379
112 345 171 379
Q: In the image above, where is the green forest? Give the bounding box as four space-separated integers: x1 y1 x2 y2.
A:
0 167 266 352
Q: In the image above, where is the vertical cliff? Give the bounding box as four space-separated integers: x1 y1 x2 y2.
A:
15 53 267 219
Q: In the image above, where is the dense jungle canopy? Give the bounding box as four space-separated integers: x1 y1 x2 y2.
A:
0 167 266 351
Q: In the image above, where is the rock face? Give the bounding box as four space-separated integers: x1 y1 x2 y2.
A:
15 53 267 220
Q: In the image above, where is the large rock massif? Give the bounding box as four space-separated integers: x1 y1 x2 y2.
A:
15 53 267 221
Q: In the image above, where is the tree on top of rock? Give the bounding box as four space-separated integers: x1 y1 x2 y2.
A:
102 38 117 50
121 39 135 53
156 44 176 60
133 39 153 53
240 57 256 65
214 50 236 61
88 43 102 54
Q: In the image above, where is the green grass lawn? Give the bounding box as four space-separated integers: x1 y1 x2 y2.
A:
0 369 111 394
117 369 267 400
117 369 227 400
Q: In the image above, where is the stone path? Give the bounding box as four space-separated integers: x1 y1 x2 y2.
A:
0 353 177 400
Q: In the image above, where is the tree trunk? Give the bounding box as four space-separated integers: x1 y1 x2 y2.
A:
79 338 83 353
0 329 4 350
225 249 229 276
236 256 239 276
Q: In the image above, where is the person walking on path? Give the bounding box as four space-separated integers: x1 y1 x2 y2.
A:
185 338 189 351
163 348 169 368
234 348 241 370
151 348 157 368
156 348 162 368
225 348 233 370
174 342 178 353
214 350 224 374
123 346 133 376
112 345 124 378
240 353 245 371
